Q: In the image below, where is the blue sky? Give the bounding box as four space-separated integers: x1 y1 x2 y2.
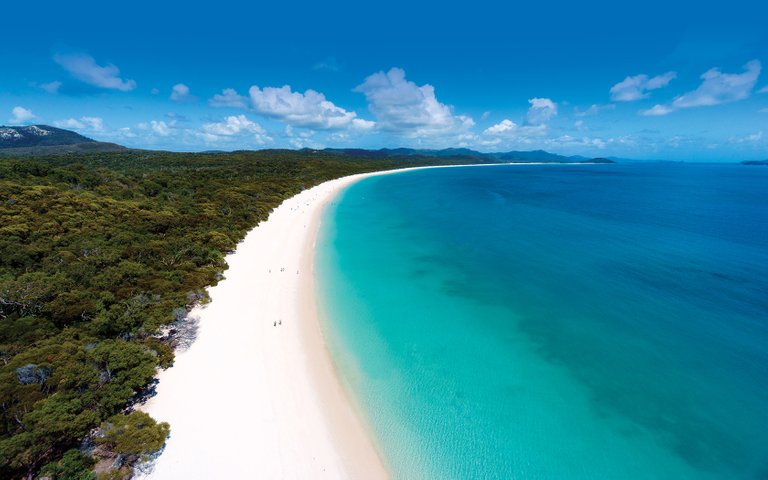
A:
2 0 767 160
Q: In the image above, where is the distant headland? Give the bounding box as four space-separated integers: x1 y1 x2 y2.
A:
741 159 768 165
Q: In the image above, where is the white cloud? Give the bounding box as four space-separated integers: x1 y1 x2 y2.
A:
526 98 557 124
640 104 676 116
478 120 621 152
249 85 366 130
636 60 762 117
351 118 376 131
760 108 768 113
672 60 761 108
484 119 518 135
610 71 676 101
209 88 248 108
80 116 103 131
53 53 136 91
54 116 104 131
480 118 548 149
9 106 36 124
40 81 62 94
138 120 173 137
151 121 171 136
117 127 137 138
200 115 272 144
759 85 768 94
354 67 473 136
170 83 195 102
150 88 160 95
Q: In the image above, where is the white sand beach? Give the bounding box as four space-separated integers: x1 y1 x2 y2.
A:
138 169 406 479
137 163 541 479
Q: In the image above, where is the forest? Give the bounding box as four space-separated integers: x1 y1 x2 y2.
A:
0 150 470 479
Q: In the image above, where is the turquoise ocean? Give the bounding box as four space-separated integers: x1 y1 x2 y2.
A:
315 164 768 479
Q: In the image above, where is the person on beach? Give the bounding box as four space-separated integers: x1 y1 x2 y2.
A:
273 321 276 327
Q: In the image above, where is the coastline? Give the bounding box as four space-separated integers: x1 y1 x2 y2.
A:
137 167 427 479
137 162 587 478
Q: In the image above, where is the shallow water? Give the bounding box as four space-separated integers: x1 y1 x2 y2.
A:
317 164 768 479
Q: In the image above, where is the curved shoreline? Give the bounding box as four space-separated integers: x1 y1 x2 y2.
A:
137 167 425 479
137 163 568 478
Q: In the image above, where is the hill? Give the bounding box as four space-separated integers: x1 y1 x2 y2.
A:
0 125 126 155
0 126 621 163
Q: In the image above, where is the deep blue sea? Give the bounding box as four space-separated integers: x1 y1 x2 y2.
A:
316 163 768 479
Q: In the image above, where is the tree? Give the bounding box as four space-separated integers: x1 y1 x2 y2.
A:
96 411 169 461
38 449 95 480
1 148 463 478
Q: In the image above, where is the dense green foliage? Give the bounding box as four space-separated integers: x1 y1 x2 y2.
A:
97 411 170 459
0 150 467 478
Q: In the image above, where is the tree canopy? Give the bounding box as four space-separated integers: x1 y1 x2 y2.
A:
0 149 466 478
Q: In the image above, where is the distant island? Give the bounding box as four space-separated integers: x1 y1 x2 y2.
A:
741 159 768 166
319 147 618 164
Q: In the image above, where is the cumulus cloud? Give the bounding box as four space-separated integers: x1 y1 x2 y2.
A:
354 67 473 136
350 118 376 130
54 53 136 91
39 81 62 94
480 118 549 149
209 88 248 108
9 106 36 124
199 115 272 144
480 120 618 152
54 116 104 131
610 71 676 101
249 85 366 130
210 83 374 134
526 98 557 124
151 121 171 136
138 120 173 137
671 60 761 108
484 119 518 135
170 83 195 103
